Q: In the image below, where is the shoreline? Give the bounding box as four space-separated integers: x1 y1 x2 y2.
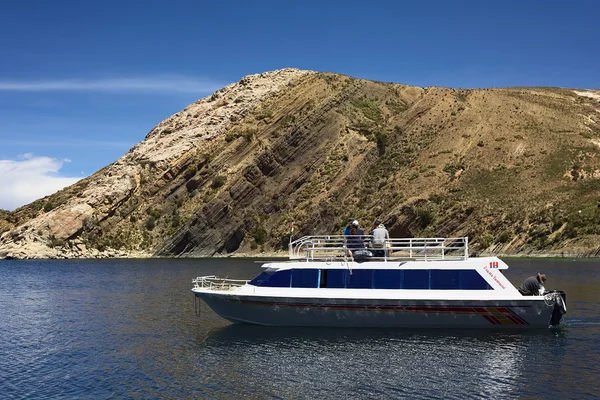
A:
2 251 600 260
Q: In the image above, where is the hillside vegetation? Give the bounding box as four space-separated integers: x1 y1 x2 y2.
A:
1 69 599 259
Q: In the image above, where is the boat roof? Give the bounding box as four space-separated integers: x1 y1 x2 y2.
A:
261 257 509 270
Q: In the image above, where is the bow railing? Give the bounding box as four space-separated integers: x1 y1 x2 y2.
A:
192 275 249 291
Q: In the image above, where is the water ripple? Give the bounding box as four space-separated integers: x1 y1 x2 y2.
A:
1 258 599 399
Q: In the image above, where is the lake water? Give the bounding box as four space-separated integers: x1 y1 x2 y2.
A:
1 258 599 399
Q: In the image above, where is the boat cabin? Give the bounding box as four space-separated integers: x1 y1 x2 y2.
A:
249 267 493 290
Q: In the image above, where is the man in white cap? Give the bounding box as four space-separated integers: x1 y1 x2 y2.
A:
345 220 365 256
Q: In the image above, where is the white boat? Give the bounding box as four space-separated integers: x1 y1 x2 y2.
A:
191 236 567 328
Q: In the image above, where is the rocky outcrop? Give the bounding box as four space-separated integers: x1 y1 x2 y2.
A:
1 71 600 259
0 68 314 258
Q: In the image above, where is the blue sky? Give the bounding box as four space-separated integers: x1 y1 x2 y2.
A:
0 0 598 210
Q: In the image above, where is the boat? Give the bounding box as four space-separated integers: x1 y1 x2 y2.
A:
191 236 567 328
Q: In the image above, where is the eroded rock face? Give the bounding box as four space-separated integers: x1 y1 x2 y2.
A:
2 69 600 259
0 68 314 259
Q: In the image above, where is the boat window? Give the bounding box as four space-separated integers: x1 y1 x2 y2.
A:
325 269 346 288
346 269 374 289
425 270 492 290
373 270 402 289
459 270 492 290
403 270 430 289
251 268 492 290
291 269 319 288
249 269 292 287
249 270 276 286
431 269 460 289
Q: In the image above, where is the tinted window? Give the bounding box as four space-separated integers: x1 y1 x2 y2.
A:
291 269 319 288
325 270 346 288
403 270 430 289
249 269 291 287
346 269 373 289
460 270 492 290
431 269 461 289
373 270 402 289
251 268 491 290
249 270 275 286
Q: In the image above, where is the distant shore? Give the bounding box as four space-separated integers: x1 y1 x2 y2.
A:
2 249 600 260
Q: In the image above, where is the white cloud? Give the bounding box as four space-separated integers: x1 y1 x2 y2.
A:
0 76 222 94
0 154 82 211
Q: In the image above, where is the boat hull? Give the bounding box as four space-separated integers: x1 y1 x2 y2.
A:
194 291 558 328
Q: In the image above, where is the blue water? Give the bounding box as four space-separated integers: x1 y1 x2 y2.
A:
1 258 599 399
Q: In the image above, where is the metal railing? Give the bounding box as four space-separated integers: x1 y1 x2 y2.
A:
192 275 249 291
288 236 469 262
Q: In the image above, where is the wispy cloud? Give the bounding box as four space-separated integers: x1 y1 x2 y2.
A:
0 76 223 94
0 154 82 211
1 138 135 150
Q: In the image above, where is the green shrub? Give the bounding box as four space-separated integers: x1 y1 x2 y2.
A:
184 164 198 179
351 97 383 123
256 109 274 120
145 216 156 231
374 131 387 155
497 230 511 243
252 226 268 245
242 129 255 142
281 114 296 127
415 205 435 229
443 163 464 176
171 213 181 229
478 233 492 249
147 208 161 219
48 235 65 248
211 175 227 189
225 131 238 142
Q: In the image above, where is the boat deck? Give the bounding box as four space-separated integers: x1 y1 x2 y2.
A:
288 236 469 262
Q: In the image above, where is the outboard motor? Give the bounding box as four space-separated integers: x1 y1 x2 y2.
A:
545 290 567 326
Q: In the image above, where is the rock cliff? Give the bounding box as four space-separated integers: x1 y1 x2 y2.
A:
1 70 599 258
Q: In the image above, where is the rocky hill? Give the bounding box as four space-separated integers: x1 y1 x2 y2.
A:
1 69 599 259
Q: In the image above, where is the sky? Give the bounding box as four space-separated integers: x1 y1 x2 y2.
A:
0 0 599 210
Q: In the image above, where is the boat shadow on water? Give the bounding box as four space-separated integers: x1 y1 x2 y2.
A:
197 322 569 350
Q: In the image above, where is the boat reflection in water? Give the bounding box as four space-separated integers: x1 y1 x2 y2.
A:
192 236 567 328
196 324 565 398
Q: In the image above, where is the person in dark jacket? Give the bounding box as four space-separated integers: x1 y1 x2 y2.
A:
518 273 547 296
345 220 365 256
343 218 354 236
